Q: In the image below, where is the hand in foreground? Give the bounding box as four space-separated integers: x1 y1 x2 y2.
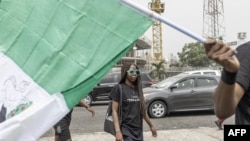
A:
115 131 123 141
150 126 157 137
86 107 95 117
204 39 240 73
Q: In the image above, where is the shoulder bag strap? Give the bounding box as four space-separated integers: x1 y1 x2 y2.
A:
118 84 122 124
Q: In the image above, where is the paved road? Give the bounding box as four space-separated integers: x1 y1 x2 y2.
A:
41 104 234 138
40 127 224 141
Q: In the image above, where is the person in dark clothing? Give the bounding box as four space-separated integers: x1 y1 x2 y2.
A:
53 100 95 141
204 40 250 125
0 105 6 123
111 63 157 141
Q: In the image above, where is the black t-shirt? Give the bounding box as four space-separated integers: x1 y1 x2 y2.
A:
110 83 143 140
0 105 6 123
235 41 250 124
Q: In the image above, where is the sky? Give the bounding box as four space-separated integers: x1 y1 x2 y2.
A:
132 0 250 60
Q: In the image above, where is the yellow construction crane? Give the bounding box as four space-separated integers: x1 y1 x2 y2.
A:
148 0 165 61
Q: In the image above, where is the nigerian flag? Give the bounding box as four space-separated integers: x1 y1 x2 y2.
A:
0 0 153 140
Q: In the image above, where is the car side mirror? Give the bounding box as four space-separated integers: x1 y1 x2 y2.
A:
169 85 177 91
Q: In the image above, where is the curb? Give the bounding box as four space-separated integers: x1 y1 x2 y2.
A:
39 127 223 141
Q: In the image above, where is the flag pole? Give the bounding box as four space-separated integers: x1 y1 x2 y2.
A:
119 0 206 43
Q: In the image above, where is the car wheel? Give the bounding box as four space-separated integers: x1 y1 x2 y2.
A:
83 95 93 105
148 101 167 118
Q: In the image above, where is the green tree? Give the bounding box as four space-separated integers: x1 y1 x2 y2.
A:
177 42 212 67
149 60 167 81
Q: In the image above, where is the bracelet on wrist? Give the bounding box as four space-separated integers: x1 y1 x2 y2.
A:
221 68 237 85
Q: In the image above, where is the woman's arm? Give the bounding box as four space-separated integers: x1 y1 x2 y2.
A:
144 112 157 137
112 100 123 140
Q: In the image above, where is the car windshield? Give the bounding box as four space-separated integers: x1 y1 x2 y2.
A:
153 75 183 88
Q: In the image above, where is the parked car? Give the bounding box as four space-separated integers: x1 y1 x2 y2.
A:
143 74 220 118
178 70 221 76
84 72 153 105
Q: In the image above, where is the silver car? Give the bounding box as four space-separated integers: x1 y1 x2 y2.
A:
143 74 220 118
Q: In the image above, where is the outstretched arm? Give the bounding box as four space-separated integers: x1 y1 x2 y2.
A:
204 39 244 119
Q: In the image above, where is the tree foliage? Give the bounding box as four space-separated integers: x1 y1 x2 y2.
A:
149 60 167 80
177 42 212 67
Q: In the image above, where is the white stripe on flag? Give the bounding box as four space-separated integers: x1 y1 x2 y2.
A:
0 53 70 141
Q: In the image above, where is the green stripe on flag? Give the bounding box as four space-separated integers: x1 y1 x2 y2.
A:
0 0 153 103
0 0 153 140
62 43 133 109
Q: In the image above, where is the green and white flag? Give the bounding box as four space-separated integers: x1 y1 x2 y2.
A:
0 0 153 140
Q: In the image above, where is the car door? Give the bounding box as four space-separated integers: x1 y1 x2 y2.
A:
92 73 118 101
168 78 196 111
193 76 218 109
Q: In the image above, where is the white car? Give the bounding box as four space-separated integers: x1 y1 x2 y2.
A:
178 70 221 76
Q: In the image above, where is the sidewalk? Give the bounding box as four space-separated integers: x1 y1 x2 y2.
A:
39 127 223 141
